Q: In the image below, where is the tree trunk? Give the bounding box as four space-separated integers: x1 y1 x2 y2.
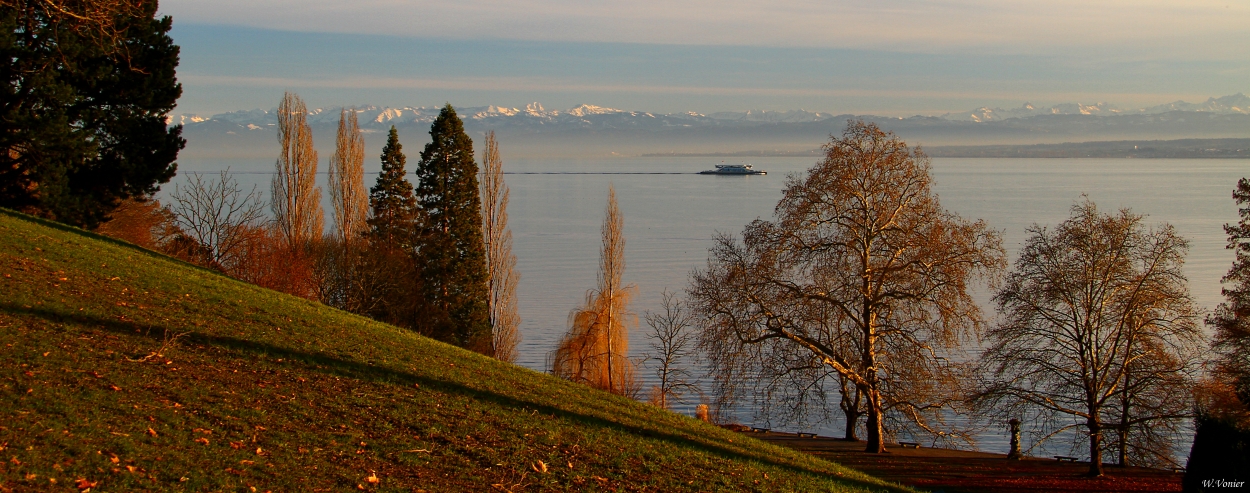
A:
840 376 861 441
1087 421 1104 477
843 401 861 441
864 387 886 453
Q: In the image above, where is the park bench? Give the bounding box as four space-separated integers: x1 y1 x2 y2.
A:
899 442 920 449
797 432 817 438
1053 456 1079 462
750 427 770 433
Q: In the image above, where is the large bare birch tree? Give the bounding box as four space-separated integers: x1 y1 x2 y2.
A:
328 108 368 244
479 131 521 363
691 121 1004 453
552 186 637 396
272 92 323 248
975 200 1201 476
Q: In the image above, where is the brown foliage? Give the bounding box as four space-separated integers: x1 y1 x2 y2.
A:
225 225 318 300
552 186 638 396
94 197 176 250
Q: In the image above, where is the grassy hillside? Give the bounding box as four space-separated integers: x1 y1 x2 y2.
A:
0 209 908 492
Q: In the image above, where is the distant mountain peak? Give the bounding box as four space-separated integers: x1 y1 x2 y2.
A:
942 93 1249 122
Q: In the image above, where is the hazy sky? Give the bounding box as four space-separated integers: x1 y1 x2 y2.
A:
161 1 1250 116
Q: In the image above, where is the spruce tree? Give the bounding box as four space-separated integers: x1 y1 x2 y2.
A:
415 104 491 353
363 126 425 330
368 126 419 248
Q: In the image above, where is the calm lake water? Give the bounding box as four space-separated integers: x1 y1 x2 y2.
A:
170 156 1248 458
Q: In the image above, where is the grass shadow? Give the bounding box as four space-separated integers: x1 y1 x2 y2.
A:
1 301 903 492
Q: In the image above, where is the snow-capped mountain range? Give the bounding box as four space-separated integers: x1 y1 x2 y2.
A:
171 94 1249 128
173 93 1250 158
942 93 1250 123
171 102 840 129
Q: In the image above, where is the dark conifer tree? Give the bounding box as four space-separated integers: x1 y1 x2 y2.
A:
415 104 491 353
368 126 419 248
363 126 425 329
1210 177 1250 398
1 1 185 228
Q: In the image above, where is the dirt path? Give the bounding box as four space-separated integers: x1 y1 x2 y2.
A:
749 431 1183 493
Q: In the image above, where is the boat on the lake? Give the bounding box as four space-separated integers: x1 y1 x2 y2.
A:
698 163 766 175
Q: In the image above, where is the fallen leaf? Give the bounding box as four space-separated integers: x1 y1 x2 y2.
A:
532 461 548 474
109 385 121 392
74 478 97 490
365 472 380 484
194 437 209 445
145 428 157 437
255 447 263 455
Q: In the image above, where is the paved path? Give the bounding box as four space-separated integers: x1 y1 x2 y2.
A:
745 431 1183 493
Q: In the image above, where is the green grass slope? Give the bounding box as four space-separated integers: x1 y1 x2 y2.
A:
0 208 909 492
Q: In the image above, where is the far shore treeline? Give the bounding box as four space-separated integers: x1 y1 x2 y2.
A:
2 0 1248 486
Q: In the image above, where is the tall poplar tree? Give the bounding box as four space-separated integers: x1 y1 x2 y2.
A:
415 104 491 353
272 91 323 248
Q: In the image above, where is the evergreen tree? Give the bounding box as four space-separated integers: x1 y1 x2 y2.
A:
1 1 185 228
415 104 491 352
363 126 425 329
368 126 419 248
1210 177 1250 399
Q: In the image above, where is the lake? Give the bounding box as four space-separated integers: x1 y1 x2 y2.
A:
169 156 1248 457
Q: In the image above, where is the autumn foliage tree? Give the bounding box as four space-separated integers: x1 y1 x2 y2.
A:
552 186 638 396
691 121 1004 452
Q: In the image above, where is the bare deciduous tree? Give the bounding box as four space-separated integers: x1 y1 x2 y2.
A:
272 92 323 248
552 186 637 396
168 169 265 272
480 131 521 363
975 200 1201 476
644 289 699 409
691 120 1005 453
328 108 368 245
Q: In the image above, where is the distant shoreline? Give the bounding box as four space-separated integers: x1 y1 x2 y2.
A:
644 138 1250 159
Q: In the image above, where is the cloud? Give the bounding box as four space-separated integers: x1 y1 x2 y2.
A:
160 0 1249 57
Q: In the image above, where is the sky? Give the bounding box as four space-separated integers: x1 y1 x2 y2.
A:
159 0 1250 117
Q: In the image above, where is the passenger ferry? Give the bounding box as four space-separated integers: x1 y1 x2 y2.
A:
698 163 766 175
